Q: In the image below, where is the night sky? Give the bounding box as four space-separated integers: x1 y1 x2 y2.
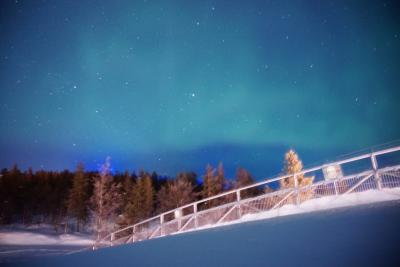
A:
0 0 399 179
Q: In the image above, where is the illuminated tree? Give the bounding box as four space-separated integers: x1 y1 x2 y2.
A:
92 157 122 240
280 149 314 201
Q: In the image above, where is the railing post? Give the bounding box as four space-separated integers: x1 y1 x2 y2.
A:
177 209 182 230
193 203 198 229
371 153 382 190
160 214 164 236
294 174 300 205
333 180 339 195
132 226 135 243
110 233 115 247
236 190 242 218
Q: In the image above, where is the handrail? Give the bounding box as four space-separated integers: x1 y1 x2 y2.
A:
94 145 400 249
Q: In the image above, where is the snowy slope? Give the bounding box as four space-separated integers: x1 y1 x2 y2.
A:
242 187 400 222
3 198 400 267
0 226 93 264
0 231 93 246
179 188 400 233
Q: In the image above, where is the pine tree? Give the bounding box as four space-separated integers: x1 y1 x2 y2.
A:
122 171 133 208
67 163 89 232
141 173 154 219
235 167 258 198
216 162 226 193
123 181 141 225
124 172 154 224
202 164 215 199
157 173 196 213
236 167 254 187
202 162 227 207
92 157 122 241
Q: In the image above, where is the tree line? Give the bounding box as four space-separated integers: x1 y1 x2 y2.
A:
0 149 309 238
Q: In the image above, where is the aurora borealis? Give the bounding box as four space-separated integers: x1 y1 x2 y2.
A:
0 0 399 178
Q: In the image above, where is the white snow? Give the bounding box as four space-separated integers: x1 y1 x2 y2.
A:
8 197 400 267
241 187 400 223
0 225 93 246
173 187 400 233
0 225 94 263
1 188 400 264
0 232 93 246
2 189 397 247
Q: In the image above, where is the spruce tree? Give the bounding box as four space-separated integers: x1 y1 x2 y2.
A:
123 181 141 225
122 171 133 208
141 173 154 219
236 167 258 198
124 172 154 224
236 167 254 188
157 173 196 213
202 164 216 199
67 163 88 232
216 162 226 193
202 162 227 207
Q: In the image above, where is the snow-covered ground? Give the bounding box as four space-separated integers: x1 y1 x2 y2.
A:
0 231 93 246
1 188 400 266
5 199 400 267
0 225 93 264
242 187 400 222
173 187 400 234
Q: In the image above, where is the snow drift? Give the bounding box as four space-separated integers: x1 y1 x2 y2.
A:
2 189 400 267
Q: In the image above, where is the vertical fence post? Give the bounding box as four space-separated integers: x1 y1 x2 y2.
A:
371 153 382 190
160 214 165 236
132 226 135 243
236 190 242 218
194 203 198 229
294 174 300 205
333 180 339 195
110 233 115 247
177 209 182 230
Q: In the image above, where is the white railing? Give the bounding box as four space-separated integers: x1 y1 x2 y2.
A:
93 145 400 249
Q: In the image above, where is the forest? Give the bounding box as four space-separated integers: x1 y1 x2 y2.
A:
0 150 310 239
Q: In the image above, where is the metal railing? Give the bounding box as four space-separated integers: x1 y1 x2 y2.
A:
93 145 400 249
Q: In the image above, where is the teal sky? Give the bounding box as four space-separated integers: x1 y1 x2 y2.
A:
0 0 399 178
